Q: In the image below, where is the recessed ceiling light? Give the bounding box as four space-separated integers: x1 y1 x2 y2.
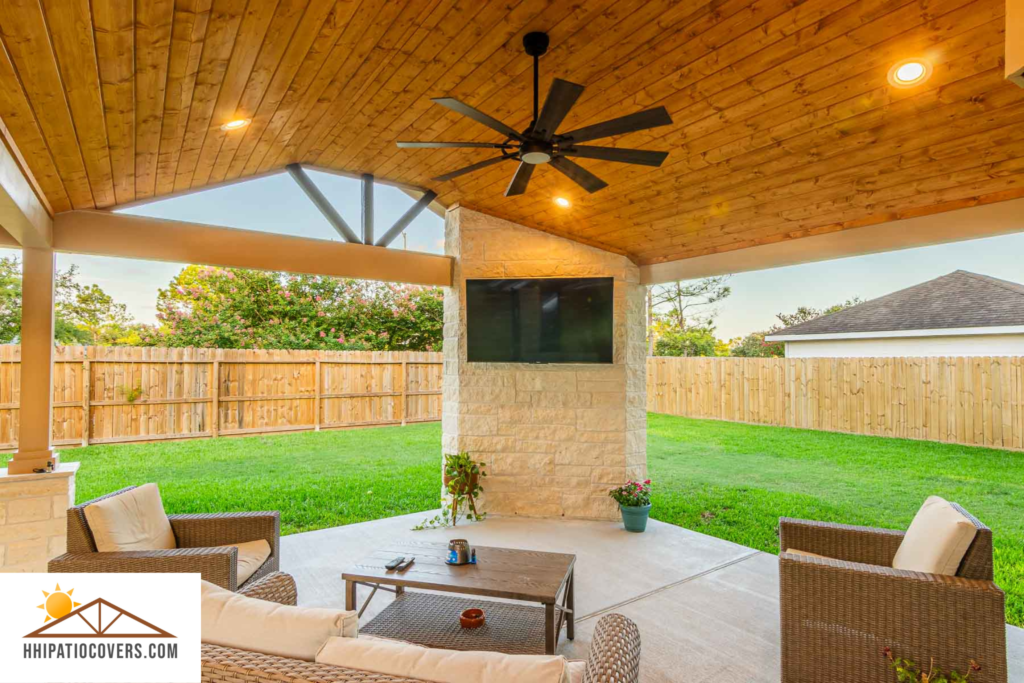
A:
554 197 571 208
887 59 932 88
220 119 251 131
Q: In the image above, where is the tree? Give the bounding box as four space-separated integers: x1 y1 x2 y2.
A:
0 256 132 345
649 276 731 330
654 325 719 357
58 282 134 341
730 297 865 357
0 256 22 343
647 276 732 355
730 331 784 358
775 298 864 328
153 265 444 351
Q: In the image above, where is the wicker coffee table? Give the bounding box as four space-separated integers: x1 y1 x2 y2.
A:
342 540 575 655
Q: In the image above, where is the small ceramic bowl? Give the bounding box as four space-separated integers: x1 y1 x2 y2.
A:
459 607 485 629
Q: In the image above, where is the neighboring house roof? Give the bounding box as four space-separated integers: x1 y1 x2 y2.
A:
767 270 1024 339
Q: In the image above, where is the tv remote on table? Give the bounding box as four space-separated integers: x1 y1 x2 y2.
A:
385 556 406 570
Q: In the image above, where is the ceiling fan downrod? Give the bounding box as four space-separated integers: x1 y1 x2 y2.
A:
523 32 550 132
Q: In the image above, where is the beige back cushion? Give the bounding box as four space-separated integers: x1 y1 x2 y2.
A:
892 496 977 576
316 636 570 683
201 581 357 661
83 484 176 552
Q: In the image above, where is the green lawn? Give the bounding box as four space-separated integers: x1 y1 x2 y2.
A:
7 414 1021 625
12 424 442 535
647 413 1024 627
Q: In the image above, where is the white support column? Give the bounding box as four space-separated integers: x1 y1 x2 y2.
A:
1010 0 1024 86
8 247 57 474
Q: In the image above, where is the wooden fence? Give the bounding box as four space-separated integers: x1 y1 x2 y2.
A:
647 356 1024 450
0 346 442 449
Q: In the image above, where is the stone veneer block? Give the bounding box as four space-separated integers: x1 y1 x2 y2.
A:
0 462 78 572
443 207 647 521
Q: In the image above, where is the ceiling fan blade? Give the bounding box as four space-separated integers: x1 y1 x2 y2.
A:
432 97 523 140
560 145 668 167
533 78 585 141
432 156 510 182
397 141 508 149
549 157 608 193
558 106 673 144
505 162 535 196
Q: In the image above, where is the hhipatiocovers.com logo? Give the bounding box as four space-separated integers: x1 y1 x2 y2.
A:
0 573 199 683
22 582 177 661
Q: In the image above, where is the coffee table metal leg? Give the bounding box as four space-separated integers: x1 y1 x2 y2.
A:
544 602 556 654
345 579 357 612
566 569 575 640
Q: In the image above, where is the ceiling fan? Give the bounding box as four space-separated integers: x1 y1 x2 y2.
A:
396 31 673 197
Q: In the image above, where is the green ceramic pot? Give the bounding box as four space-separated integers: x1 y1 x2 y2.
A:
619 503 652 533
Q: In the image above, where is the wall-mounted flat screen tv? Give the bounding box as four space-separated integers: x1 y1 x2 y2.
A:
466 277 614 363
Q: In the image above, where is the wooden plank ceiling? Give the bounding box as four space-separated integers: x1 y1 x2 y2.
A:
0 0 1022 266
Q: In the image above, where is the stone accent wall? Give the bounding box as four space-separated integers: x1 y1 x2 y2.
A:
442 206 646 521
0 463 77 572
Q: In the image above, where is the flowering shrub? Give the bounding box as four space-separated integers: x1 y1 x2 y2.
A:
608 479 652 507
147 266 443 351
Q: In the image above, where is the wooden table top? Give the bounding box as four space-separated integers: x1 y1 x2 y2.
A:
342 540 575 603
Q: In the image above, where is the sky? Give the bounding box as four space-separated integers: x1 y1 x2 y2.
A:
3 171 1023 339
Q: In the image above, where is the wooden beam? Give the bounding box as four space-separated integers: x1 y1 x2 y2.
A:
1010 0 1024 87
53 210 453 286
0 118 52 247
376 190 437 248
640 197 1024 284
7 247 56 474
361 173 373 245
285 163 360 243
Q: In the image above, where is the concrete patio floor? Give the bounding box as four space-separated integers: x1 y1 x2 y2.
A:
281 513 1024 683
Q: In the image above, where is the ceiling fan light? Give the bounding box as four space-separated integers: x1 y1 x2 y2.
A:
555 197 571 208
520 140 552 165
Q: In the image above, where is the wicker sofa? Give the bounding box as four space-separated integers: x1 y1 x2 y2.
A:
205 572 642 683
779 506 1007 683
48 486 280 591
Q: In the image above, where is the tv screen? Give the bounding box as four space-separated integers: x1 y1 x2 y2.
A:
466 277 614 363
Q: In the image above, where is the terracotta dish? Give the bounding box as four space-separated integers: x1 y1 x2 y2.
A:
459 607 485 629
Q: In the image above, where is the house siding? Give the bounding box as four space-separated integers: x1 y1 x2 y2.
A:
785 334 1024 358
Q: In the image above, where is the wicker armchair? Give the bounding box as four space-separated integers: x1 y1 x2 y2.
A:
48 486 280 591
779 506 1007 683
206 572 642 683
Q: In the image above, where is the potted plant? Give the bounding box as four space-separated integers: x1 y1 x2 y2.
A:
884 647 980 682
609 479 652 533
413 452 487 530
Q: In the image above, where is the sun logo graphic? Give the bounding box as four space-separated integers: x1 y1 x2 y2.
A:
24 583 174 638
38 584 82 623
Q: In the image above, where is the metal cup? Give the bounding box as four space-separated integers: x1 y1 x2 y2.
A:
448 539 470 565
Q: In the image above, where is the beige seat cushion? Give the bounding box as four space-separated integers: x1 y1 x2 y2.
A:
84 483 176 552
316 636 571 683
784 548 830 560
217 539 271 584
567 660 586 683
201 580 357 661
892 495 977 576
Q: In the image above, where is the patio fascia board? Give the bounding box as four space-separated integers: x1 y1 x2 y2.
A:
638 197 1024 284
0 120 52 248
52 210 453 287
766 325 1024 342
